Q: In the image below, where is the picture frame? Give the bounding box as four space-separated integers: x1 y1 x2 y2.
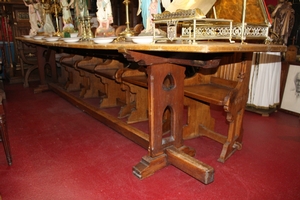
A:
280 64 300 115
14 10 29 23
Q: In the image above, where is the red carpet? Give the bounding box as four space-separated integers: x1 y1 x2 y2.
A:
0 82 300 200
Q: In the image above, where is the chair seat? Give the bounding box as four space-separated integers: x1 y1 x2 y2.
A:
76 57 105 73
60 55 84 67
184 83 234 106
77 64 95 73
122 76 148 88
95 68 119 79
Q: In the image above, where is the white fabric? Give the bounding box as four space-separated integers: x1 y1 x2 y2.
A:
247 52 282 108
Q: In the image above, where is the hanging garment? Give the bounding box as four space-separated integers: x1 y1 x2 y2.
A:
247 52 282 109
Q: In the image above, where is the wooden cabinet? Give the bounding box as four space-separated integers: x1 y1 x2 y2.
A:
0 1 33 83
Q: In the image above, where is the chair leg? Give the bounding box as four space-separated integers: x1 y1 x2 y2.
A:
0 106 12 166
183 97 215 140
23 65 38 88
126 84 148 124
118 84 134 118
218 109 244 163
183 96 244 162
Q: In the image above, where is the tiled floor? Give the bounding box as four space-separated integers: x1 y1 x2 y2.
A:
0 82 300 200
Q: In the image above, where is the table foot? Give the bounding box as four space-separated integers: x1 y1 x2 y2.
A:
133 146 214 184
178 145 196 157
166 146 214 184
34 84 49 94
133 154 168 179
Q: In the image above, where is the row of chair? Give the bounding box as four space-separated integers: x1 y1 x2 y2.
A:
56 50 250 163
115 53 250 163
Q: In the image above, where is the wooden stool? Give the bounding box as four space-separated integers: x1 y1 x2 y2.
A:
16 41 38 88
94 59 127 108
0 98 12 165
56 52 71 84
117 67 149 123
75 57 106 99
183 53 252 162
59 54 84 91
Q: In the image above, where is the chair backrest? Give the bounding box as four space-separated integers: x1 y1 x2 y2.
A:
133 24 144 35
213 62 244 82
184 53 250 87
115 25 127 36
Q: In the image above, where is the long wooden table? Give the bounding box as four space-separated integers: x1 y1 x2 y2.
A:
16 37 286 184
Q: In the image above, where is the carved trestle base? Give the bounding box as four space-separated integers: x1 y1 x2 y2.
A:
131 62 214 185
33 46 57 93
23 65 38 88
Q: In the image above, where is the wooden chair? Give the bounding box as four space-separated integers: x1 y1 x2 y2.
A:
0 97 12 165
94 59 127 108
75 56 106 99
75 57 125 107
115 24 143 37
133 24 144 35
56 52 71 84
115 66 148 123
59 54 85 91
115 25 127 36
17 42 38 88
183 53 252 163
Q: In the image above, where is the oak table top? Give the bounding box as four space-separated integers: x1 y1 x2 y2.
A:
16 37 287 53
